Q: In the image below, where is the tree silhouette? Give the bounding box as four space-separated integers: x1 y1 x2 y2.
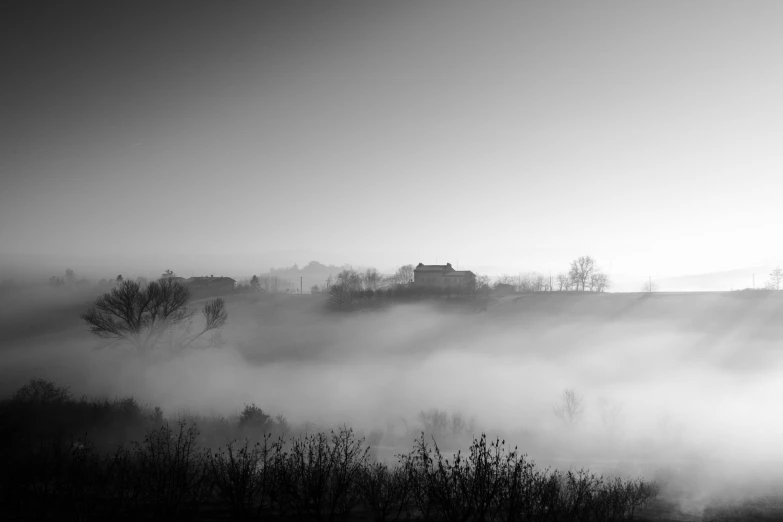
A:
553 388 584 426
81 279 228 353
568 256 596 291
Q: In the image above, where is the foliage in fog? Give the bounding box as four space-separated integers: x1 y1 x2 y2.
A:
0 380 662 521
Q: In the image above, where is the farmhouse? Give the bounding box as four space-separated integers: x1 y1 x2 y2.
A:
413 262 475 289
176 275 236 296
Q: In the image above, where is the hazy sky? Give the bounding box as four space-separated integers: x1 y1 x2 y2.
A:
3 1 783 281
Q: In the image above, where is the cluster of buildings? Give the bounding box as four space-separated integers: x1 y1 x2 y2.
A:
165 262 477 296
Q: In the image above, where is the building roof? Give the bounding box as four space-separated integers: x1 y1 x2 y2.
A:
444 271 475 277
415 262 455 272
415 266 447 272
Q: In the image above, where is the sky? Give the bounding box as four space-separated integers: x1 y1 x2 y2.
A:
2 1 783 284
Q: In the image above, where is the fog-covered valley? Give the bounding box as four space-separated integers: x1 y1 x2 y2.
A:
3 286 783 518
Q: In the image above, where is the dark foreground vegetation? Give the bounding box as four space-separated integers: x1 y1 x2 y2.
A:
0 380 663 521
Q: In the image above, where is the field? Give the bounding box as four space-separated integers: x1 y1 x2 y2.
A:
2 287 783 520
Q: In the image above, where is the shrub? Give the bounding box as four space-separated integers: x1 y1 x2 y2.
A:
210 435 279 521
131 420 212 518
359 461 410 522
0 385 662 522
276 426 369 521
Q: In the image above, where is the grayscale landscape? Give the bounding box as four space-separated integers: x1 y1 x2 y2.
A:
2 2 783 521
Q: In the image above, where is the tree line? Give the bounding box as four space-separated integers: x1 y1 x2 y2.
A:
321 265 493 309
0 379 661 522
495 256 610 293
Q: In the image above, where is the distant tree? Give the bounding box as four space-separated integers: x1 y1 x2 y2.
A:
768 266 783 290
337 269 363 292
553 388 584 426
326 269 365 308
533 274 549 292
136 276 148 287
568 256 596 291
556 272 571 291
467 274 491 296
65 268 76 284
390 264 414 285
495 274 516 289
310 284 321 294
116 275 123 284
328 282 350 309
12 378 71 404
250 275 260 291
49 276 65 287
418 408 450 437
238 403 271 431
590 272 610 292
363 268 383 290
98 278 109 286
641 279 659 293
81 279 228 353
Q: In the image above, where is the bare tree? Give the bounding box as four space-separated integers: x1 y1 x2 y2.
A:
250 274 260 291
553 388 584 426
326 269 363 308
328 282 350 309
467 274 491 296
390 264 414 285
556 272 571 291
418 408 450 437
363 268 383 291
534 274 549 292
81 279 228 353
337 269 363 292
768 266 783 290
568 256 596 291
590 272 610 292
65 268 76 284
641 279 659 293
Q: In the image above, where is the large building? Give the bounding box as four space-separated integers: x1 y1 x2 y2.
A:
413 262 475 289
